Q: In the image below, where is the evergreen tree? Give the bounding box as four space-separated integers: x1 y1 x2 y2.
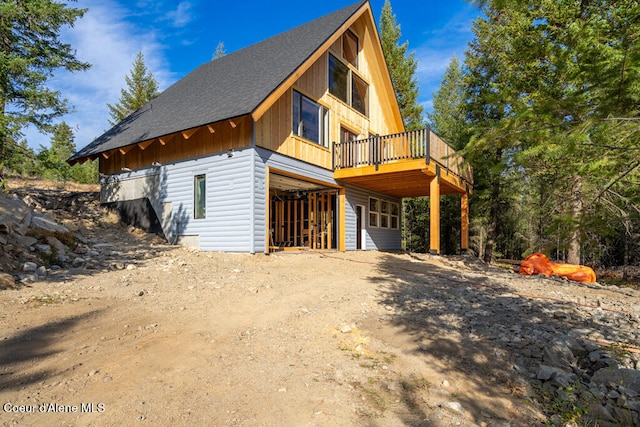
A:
107 52 159 125
37 122 75 181
465 0 640 265
378 0 423 130
0 0 90 184
5 139 37 176
212 41 226 60
427 56 467 150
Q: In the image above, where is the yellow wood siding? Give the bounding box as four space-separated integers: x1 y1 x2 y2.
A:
255 13 403 170
100 116 252 174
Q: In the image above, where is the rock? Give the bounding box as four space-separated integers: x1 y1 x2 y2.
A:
592 369 640 394
72 257 86 268
441 401 464 415
23 262 38 272
0 273 16 290
36 244 52 255
340 325 352 333
46 236 68 256
30 212 69 234
0 196 32 235
543 337 577 369
35 266 47 277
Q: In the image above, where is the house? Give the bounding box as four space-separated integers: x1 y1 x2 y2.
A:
68 0 472 254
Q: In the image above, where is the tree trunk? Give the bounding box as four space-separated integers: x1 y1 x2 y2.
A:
567 176 582 265
483 149 502 263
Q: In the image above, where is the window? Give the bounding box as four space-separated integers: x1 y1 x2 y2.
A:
380 201 389 228
328 55 348 103
328 54 368 116
352 73 368 116
340 127 359 143
391 203 399 229
343 30 358 67
369 197 399 229
194 174 206 219
293 90 329 147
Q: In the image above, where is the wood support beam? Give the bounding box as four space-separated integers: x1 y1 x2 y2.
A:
207 125 215 134
461 192 469 252
119 146 133 155
429 169 441 254
158 134 175 146
182 128 198 140
138 140 154 150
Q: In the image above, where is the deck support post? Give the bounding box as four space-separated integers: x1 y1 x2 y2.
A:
429 167 441 254
461 191 469 253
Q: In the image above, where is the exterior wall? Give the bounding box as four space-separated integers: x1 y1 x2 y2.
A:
343 184 402 251
103 148 256 252
102 146 401 253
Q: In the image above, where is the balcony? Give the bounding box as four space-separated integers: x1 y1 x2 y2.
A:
333 127 472 198
332 127 473 254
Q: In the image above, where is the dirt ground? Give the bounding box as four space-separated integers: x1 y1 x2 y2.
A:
1 181 639 426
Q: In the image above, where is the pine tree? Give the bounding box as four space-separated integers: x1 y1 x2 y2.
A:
37 122 75 181
378 0 423 131
0 0 90 184
212 41 226 60
465 0 640 265
107 52 159 125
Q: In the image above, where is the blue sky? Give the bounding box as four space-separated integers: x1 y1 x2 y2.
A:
24 0 480 151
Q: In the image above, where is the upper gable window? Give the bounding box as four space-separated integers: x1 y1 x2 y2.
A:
328 54 369 116
343 30 358 68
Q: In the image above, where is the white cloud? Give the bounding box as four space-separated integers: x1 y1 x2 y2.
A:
23 0 175 150
413 6 479 114
164 2 193 28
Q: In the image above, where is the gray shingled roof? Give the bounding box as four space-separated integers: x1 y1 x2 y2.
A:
69 1 368 163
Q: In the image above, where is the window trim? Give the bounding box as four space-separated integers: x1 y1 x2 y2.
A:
292 89 329 147
194 174 206 219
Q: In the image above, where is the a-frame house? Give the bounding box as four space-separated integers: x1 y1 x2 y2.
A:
68 0 472 253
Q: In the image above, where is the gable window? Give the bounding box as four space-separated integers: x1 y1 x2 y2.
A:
293 90 329 147
328 55 348 104
194 174 206 219
328 53 368 116
352 73 368 116
343 30 358 67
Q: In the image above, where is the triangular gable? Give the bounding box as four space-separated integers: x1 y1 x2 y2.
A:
251 1 403 133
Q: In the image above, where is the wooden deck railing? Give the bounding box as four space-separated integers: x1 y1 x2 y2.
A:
333 127 473 185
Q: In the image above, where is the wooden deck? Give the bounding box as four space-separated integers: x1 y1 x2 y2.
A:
332 127 472 197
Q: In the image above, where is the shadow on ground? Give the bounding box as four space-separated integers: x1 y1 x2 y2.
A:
365 253 627 425
0 309 105 391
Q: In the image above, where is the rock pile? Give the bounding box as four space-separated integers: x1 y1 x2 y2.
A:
0 189 140 287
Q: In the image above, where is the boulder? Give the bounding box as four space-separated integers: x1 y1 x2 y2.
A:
592 368 640 393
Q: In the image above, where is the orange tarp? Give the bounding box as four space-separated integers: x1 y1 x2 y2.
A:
519 253 597 283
